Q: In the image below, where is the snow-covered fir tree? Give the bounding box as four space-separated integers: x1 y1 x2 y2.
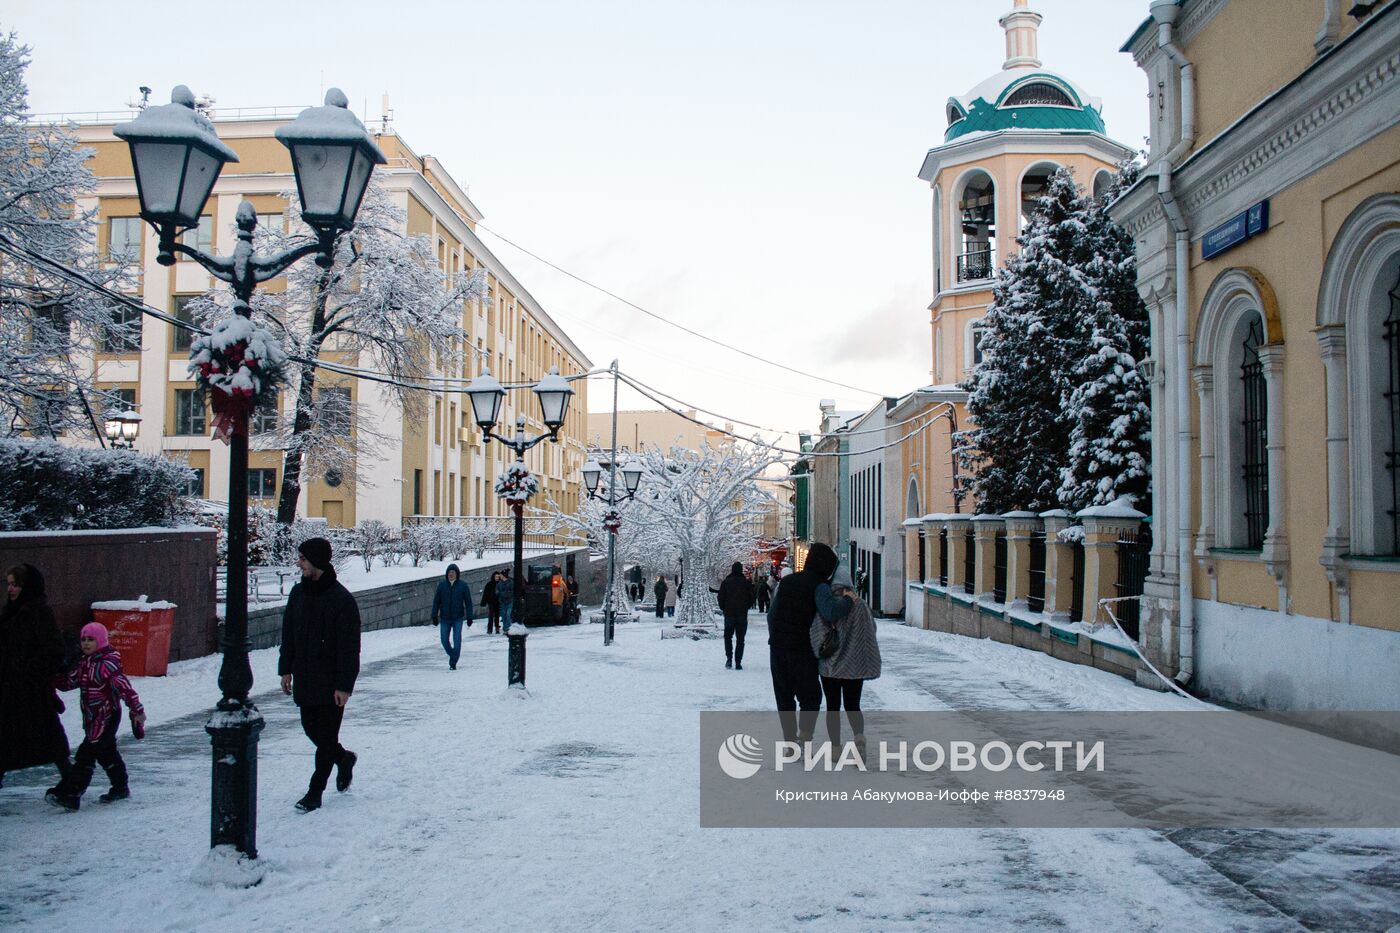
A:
1056 164 1151 511
186 181 484 525
958 165 1150 514
0 32 138 438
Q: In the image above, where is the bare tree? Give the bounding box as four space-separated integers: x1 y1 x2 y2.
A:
0 32 138 438
186 181 485 525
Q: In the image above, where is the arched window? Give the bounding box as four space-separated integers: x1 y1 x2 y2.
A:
1003 82 1075 108
1315 194 1400 564
1093 169 1114 204
957 171 995 283
1019 162 1059 233
1195 269 1285 558
947 104 965 128
932 186 943 294
1239 318 1269 549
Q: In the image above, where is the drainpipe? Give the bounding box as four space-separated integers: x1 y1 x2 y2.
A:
1150 0 1197 685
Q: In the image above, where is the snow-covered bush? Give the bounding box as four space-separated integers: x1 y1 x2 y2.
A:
352 519 390 572
0 437 193 531
460 518 501 559
268 518 352 570
402 521 436 566
195 503 277 567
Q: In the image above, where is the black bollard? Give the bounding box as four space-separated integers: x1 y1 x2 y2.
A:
507 631 527 687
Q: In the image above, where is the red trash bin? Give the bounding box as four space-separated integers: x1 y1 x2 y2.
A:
90 596 177 677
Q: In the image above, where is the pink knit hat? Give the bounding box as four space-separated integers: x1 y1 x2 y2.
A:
80 621 109 649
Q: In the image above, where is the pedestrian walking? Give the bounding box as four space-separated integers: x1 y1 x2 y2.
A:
755 572 770 614
664 576 679 618
715 562 754 670
766 543 848 745
483 571 502 634
653 575 667 620
431 563 473 670
46 622 145 810
0 563 71 794
810 568 881 756
278 538 361 813
498 570 517 633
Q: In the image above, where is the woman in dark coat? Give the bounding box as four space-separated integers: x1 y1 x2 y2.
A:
0 563 72 789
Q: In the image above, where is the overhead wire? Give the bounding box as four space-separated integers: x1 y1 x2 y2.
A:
474 222 890 399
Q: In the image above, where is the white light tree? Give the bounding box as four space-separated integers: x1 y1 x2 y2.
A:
626 441 780 629
185 181 485 526
0 32 138 437
534 490 642 618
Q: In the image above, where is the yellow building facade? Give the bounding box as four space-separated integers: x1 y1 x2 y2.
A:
66 111 589 527
1111 0 1400 707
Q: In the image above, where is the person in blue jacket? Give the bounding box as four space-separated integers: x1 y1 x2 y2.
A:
432 564 473 670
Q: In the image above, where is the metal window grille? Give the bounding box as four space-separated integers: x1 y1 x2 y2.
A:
1003 83 1075 107
993 531 1007 603
1385 270 1400 555
963 526 976 595
1114 524 1152 641
1069 537 1085 623
1027 530 1046 613
1240 318 1269 549
938 529 948 586
917 531 927 584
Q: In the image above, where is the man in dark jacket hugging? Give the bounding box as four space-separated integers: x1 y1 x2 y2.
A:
279 537 361 813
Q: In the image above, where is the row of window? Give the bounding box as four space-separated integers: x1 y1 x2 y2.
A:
850 463 883 531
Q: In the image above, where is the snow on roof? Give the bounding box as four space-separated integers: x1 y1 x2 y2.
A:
1077 497 1146 520
952 66 1101 116
91 597 177 612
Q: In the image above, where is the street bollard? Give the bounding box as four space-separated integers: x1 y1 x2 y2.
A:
507 629 528 688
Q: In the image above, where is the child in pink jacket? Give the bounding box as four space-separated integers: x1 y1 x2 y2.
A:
47 622 145 810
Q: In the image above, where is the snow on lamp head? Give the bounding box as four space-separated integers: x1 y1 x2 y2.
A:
532 367 574 436
114 86 239 255
274 89 387 235
582 459 603 495
465 369 506 433
621 460 644 496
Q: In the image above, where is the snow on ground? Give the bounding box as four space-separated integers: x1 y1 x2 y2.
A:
3 616 1397 932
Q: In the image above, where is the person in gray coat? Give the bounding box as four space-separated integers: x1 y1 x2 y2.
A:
809 567 880 755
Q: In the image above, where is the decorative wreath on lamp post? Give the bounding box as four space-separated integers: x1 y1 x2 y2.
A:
602 509 622 534
188 316 287 443
495 461 540 513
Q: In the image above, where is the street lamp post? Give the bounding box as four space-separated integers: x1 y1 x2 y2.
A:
466 366 574 687
582 414 643 646
114 86 384 860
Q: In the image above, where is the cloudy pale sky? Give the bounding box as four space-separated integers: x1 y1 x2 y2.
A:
7 0 1151 447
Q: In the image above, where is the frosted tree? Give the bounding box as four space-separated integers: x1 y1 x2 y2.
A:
1057 163 1151 511
459 517 503 559
626 442 778 628
0 32 138 437
186 181 485 525
960 167 1150 514
533 490 632 614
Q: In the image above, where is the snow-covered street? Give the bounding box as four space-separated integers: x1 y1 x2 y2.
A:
2 615 1397 932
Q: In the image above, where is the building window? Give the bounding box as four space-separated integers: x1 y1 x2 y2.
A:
180 467 206 498
27 390 67 437
252 390 279 435
1019 162 1058 231
102 304 142 354
1239 318 1269 550
971 323 989 368
103 387 137 416
31 301 70 354
174 388 206 436
413 469 423 515
957 171 996 282
1383 269 1400 555
247 468 277 499
318 386 351 436
1003 82 1075 108
181 215 213 255
107 216 142 261
171 295 199 352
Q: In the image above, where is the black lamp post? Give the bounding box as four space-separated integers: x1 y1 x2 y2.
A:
114 86 384 860
582 454 643 645
465 366 574 687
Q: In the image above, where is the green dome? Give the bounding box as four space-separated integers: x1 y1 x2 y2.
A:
944 70 1106 143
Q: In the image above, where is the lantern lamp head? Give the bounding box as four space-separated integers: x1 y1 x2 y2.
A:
275 89 388 234
532 367 574 434
113 86 239 240
465 369 506 433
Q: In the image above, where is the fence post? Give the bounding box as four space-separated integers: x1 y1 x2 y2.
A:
1077 503 1147 627
972 514 1004 602
1039 510 1074 621
944 515 971 594
921 514 946 585
1002 511 1039 610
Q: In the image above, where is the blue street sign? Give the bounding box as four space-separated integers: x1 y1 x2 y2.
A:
1202 199 1270 260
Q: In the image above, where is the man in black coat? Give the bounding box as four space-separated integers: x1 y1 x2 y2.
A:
766 543 849 744
715 562 754 670
279 538 361 813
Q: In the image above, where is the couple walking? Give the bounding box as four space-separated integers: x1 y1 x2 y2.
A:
766 543 881 751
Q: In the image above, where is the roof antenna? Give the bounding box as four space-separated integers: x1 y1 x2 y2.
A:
380 92 393 134
127 86 152 110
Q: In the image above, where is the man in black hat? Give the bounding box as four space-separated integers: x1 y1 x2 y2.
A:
279 537 361 813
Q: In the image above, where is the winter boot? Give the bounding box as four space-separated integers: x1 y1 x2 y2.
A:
46 788 79 811
335 750 357 793
98 787 131 803
294 792 321 813
725 658 732 669
735 662 742 670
